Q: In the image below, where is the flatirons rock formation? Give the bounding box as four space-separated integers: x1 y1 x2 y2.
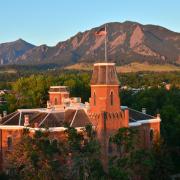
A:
1 21 180 66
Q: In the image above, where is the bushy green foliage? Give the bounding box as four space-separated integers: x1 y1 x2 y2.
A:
7 129 67 180
6 125 105 180
65 125 104 180
109 128 154 180
6 75 53 112
118 72 180 88
150 139 173 180
4 72 90 112
121 87 180 173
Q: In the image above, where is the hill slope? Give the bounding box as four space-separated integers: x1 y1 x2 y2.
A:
65 62 180 73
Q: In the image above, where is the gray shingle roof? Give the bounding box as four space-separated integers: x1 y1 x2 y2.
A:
0 108 91 128
128 108 155 122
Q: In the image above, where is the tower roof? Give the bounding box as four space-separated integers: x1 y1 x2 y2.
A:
90 63 119 85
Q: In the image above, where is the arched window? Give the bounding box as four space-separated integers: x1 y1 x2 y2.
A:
110 91 113 106
7 137 13 150
94 92 96 106
54 97 58 105
150 129 154 143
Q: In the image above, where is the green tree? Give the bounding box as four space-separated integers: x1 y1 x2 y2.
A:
150 139 173 180
109 127 154 180
65 125 105 180
121 87 180 175
7 129 67 180
6 75 53 112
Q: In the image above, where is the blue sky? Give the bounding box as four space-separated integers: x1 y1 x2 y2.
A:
0 0 180 46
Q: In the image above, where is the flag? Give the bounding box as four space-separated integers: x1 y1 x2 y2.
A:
95 27 107 36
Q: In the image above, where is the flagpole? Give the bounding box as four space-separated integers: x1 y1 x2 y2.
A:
105 24 107 62
105 24 108 85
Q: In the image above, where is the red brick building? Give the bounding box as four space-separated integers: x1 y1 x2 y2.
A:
0 62 160 170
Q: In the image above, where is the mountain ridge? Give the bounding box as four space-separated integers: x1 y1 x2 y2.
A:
0 39 35 65
0 21 180 66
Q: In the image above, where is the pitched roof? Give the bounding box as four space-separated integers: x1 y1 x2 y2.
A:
70 109 91 127
0 108 91 128
128 108 155 122
90 63 119 85
40 112 65 127
1 111 20 125
0 106 156 129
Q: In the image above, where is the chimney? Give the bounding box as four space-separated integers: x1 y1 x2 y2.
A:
47 101 51 109
157 113 161 119
3 111 7 117
34 122 39 128
24 115 30 127
142 108 146 114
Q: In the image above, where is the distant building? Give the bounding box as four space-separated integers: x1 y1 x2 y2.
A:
0 63 160 170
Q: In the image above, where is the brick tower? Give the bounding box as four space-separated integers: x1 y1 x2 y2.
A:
89 63 129 169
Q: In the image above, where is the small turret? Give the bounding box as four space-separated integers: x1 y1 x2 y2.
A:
49 86 69 107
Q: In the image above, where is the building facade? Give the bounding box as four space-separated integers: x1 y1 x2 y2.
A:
0 62 160 170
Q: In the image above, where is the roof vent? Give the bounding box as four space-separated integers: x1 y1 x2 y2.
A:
34 122 39 128
142 108 146 114
24 115 30 127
